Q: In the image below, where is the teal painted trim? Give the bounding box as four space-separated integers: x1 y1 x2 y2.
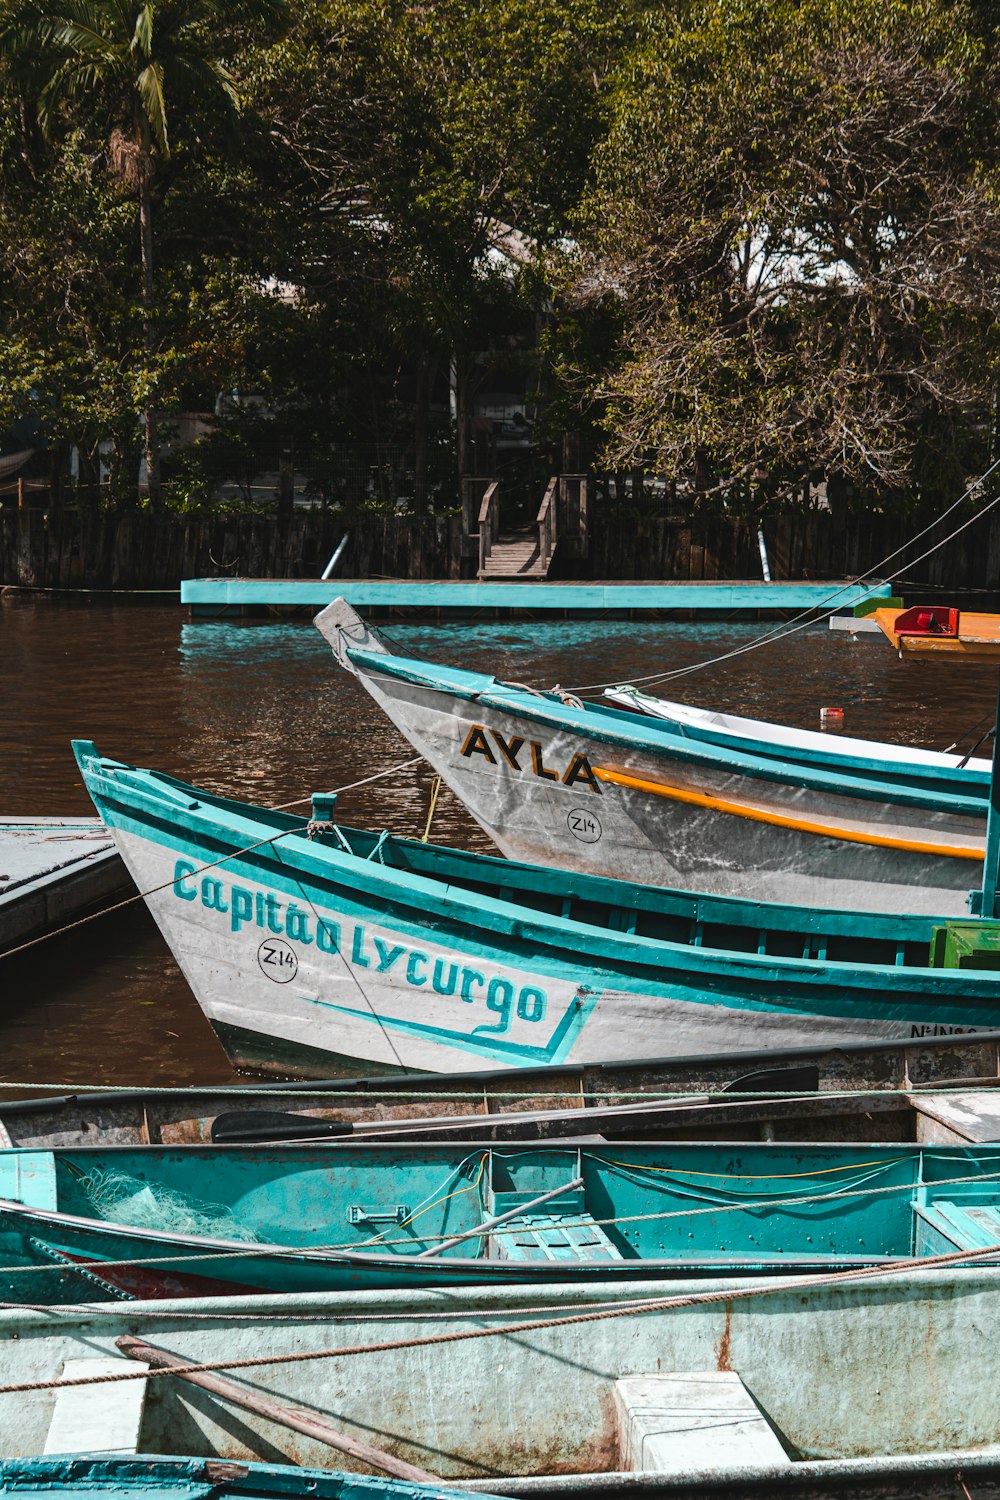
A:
970 672 1000 917
350 651 987 818
75 747 1000 1027
181 578 894 612
298 984 599 1065
617 708 990 793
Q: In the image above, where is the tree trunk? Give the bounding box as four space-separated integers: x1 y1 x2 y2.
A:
139 166 161 510
452 350 471 489
413 351 437 514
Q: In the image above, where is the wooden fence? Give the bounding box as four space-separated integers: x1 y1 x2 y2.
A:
3 498 999 591
0 507 464 590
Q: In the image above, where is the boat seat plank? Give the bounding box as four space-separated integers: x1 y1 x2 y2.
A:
491 1211 625 1262
44 1358 149 1455
911 1090 1000 1144
0 1151 57 1211
614 1373 791 1474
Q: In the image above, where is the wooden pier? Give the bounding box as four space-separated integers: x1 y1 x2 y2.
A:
182 577 893 620
0 819 131 956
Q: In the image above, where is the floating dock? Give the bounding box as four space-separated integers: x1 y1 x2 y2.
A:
182 578 894 620
0 819 132 955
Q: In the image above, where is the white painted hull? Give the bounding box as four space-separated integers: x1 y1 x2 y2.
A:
108 824 967 1078
346 668 981 916
605 691 993 773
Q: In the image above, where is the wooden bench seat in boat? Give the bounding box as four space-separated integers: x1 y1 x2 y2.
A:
614 1373 791 1473
44 1358 148 1455
490 1210 625 1262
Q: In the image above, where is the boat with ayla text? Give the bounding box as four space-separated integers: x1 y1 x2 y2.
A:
314 600 987 915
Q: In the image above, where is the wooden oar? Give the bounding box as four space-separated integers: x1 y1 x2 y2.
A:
116 1336 439 1484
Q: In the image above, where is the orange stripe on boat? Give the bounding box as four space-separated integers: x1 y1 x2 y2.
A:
594 767 985 861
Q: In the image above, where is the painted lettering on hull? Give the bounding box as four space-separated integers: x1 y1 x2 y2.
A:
171 858 552 1039
459 724 602 794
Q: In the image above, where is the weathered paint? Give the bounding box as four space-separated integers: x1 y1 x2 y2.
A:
1 1140 1000 1300
0 1272 998 1474
0 1454 481 1500
5 1030 1000 1150
72 744 1000 1078
314 601 988 915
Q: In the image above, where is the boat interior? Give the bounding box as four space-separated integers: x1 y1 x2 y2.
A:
3 1143 1000 1271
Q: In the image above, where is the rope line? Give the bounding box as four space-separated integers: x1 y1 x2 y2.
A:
0 1164 996 1274
1 1081 999 1101
566 456 1000 693
0 756 423 965
1 1238 998 1397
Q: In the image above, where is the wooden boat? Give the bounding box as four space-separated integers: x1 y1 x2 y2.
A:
0 1458 472 1500
6 1030 1000 1148
314 600 988 915
73 742 1000 1077
603 687 993 773
0 818 129 955
2 1272 1000 1495
1 1138 1000 1300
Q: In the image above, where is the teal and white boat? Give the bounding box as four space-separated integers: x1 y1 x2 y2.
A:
315 600 986 914
74 742 1000 1077
1 1140 1000 1301
603 687 995 774
0 1459 470 1500
3 1274 1000 1494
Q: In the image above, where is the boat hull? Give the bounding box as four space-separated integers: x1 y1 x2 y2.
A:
2 1273 1000 1476
315 602 984 914
353 667 980 915
90 818 995 1078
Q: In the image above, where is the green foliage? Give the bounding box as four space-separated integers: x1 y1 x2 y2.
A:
0 0 997 521
567 0 1000 512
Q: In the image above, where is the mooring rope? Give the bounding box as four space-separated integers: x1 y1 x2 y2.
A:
0 755 423 966
0 1238 998 1397
565 456 1000 693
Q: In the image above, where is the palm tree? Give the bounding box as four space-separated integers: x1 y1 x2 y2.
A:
0 0 283 506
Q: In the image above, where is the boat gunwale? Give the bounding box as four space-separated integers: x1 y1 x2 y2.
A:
343 649 988 818
78 757 1000 1009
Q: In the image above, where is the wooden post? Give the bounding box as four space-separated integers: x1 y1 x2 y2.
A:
115 1337 439 1484
17 476 25 509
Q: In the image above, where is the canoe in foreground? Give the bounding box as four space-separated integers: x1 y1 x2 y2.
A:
75 743 1000 1077
3 1272 1000 1495
0 1458 474 1500
2 1139 1000 1301
7 1029 1000 1148
603 688 993 774
315 600 984 915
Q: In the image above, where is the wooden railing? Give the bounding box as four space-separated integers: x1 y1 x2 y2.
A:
536 476 558 576
477 480 501 576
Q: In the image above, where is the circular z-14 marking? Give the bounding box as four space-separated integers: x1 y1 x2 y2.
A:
258 938 298 983
567 808 603 843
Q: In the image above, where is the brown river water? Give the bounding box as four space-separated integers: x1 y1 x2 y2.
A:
1 596 995 1089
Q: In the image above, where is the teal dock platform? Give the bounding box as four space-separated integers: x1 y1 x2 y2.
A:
182 577 894 620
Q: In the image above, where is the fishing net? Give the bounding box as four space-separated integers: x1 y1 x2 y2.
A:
79 1168 260 1242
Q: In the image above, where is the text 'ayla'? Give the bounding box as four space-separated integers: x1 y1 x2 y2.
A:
459 724 602 793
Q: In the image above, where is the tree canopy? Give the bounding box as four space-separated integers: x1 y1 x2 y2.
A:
0 0 997 517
